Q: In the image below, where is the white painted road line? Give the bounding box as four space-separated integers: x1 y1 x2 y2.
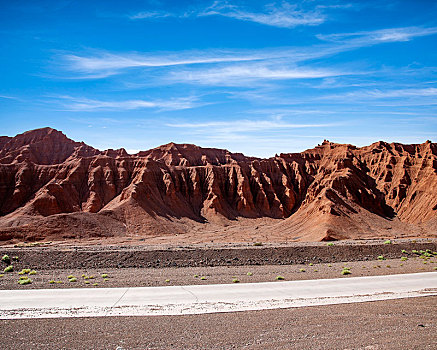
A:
0 272 436 319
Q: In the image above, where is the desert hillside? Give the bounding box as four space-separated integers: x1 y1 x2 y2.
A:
0 127 436 244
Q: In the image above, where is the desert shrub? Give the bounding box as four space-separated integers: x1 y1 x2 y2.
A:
0 274 3 277
309 263 313 266
326 242 334 246
67 275 74 279
4 265 13 273
68 277 77 282
89 275 95 279
401 257 408 261
377 255 385 260
383 240 392 244
103 278 109 281
276 276 285 280
84 281 90 284
194 274 199 278
101 274 108 278
328 264 332 267
412 250 419 254
49 280 55 284
28 270 37 275
299 268 305 272
2 254 10 264
232 279 240 283
247 272 253 276
341 269 351 275
253 242 263 246
401 250 407 254
18 278 32 285
19 276 28 280
165 279 170 283
386 265 391 268
92 283 98 286
200 276 207 280
56 281 63 284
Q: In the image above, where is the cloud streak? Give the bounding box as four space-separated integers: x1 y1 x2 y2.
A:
56 26 437 81
54 96 201 111
166 119 336 133
199 1 325 28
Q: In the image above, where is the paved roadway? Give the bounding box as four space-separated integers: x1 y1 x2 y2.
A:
0 272 436 319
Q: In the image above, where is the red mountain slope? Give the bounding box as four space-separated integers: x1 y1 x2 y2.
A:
0 128 435 244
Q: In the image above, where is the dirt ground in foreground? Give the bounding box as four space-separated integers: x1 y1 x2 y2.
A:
1 254 436 290
1 296 436 349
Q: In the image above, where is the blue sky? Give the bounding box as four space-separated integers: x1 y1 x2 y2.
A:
1 0 436 157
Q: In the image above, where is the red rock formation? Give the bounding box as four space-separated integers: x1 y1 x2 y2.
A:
0 128 435 244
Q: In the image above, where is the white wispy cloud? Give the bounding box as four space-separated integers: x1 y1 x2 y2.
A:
56 25 437 81
60 50 269 78
199 1 325 28
168 63 354 85
329 87 437 100
128 11 173 20
166 119 335 133
55 95 201 111
317 26 437 45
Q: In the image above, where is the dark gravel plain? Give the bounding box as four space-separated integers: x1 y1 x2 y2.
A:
1 296 436 349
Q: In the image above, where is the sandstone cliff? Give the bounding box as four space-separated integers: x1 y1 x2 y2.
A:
0 128 435 244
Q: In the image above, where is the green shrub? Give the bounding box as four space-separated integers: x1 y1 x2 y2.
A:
2 254 10 263
103 278 109 281
83 276 89 280
309 263 313 266
4 265 13 273
49 280 55 284
89 275 95 279
28 270 37 275
19 276 28 280
383 240 392 244
194 274 199 278
84 281 90 284
377 255 385 260
386 265 391 268
101 274 108 278
200 276 207 280
56 281 63 284
412 250 419 254
0 274 3 277
328 264 332 267
68 277 77 282
232 279 240 283
299 268 305 272
314 269 318 272
81 274 86 277
326 242 334 246
247 272 253 276
401 250 407 254
401 257 408 261
92 283 98 286
67 275 74 279
165 279 170 283
253 242 263 246
276 276 285 280
341 269 351 275
18 278 32 285
434 267 437 270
